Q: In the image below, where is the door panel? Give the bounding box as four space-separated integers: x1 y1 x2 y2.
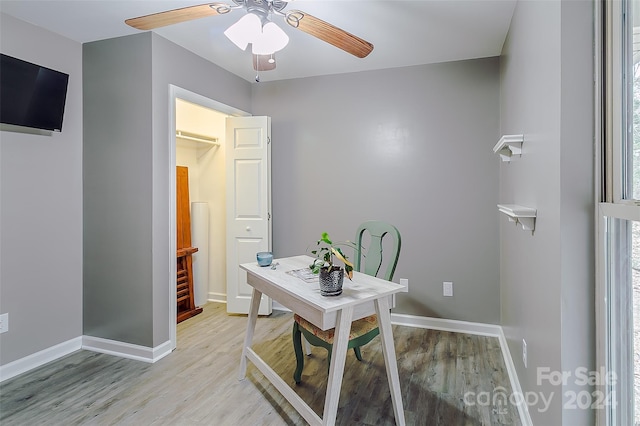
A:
235 237 263 299
226 116 272 315
234 160 262 217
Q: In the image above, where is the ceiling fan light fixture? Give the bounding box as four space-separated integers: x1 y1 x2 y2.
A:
126 2 374 77
251 21 289 55
224 13 262 50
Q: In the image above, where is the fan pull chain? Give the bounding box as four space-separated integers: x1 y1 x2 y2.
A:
255 54 261 83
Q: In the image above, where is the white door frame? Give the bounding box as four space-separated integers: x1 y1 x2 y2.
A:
168 85 250 350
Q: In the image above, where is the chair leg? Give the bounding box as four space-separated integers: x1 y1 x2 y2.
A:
292 322 305 384
353 346 363 361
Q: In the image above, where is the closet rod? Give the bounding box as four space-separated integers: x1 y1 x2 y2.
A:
176 130 220 145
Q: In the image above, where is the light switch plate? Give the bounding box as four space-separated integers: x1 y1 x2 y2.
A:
443 281 453 297
399 278 409 291
0 313 8 333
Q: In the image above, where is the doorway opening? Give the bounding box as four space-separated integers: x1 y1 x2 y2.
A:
169 85 250 349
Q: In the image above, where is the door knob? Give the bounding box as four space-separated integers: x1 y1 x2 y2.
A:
246 226 251 231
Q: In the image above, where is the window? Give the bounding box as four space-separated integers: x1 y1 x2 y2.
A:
599 0 640 424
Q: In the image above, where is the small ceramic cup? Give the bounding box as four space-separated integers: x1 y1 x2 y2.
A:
256 251 273 267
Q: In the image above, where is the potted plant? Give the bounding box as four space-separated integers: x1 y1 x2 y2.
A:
309 232 355 296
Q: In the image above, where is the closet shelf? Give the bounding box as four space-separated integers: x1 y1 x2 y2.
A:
497 204 537 232
493 134 524 162
176 130 219 145
176 130 219 158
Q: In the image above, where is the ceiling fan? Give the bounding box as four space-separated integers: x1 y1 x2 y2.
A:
125 0 374 77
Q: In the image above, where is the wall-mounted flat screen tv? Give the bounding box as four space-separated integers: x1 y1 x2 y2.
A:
0 54 69 132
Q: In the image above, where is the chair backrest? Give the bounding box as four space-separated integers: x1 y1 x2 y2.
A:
353 221 401 281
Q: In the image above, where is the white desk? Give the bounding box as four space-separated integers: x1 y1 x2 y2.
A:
238 255 406 426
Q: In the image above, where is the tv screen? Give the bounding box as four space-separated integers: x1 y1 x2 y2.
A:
0 54 69 132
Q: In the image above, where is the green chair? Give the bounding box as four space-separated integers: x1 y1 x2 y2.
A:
292 220 402 384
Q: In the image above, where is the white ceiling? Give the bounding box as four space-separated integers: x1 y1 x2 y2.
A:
0 0 516 83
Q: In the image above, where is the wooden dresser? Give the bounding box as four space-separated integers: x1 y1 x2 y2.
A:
176 166 202 323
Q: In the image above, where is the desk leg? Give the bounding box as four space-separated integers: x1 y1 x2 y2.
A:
375 297 406 426
322 305 353 426
238 287 263 380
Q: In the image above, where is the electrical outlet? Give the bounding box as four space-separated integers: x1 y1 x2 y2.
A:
443 281 453 297
0 313 8 334
400 278 409 291
522 338 527 368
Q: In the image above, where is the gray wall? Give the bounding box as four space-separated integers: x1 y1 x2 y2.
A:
0 14 83 364
499 1 594 424
83 32 251 347
83 33 154 346
252 58 502 323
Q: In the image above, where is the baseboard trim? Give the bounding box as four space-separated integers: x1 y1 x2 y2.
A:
390 313 502 337
496 328 533 426
273 301 290 312
0 336 82 382
208 292 227 304
82 336 173 363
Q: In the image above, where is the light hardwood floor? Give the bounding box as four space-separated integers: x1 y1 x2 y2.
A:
0 303 521 425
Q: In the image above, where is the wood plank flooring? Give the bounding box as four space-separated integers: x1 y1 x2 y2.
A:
0 302 521 425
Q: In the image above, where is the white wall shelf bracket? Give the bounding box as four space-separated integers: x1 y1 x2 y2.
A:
493 134 524 162
497 204 537 233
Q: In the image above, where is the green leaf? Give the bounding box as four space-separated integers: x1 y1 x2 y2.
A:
345 264 354 280
320 232 332 245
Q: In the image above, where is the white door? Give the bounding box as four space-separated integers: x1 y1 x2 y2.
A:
226 116 272 315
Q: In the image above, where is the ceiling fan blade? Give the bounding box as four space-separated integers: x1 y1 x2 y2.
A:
125 3 232 31
285 10 373 58
253 54 277 71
